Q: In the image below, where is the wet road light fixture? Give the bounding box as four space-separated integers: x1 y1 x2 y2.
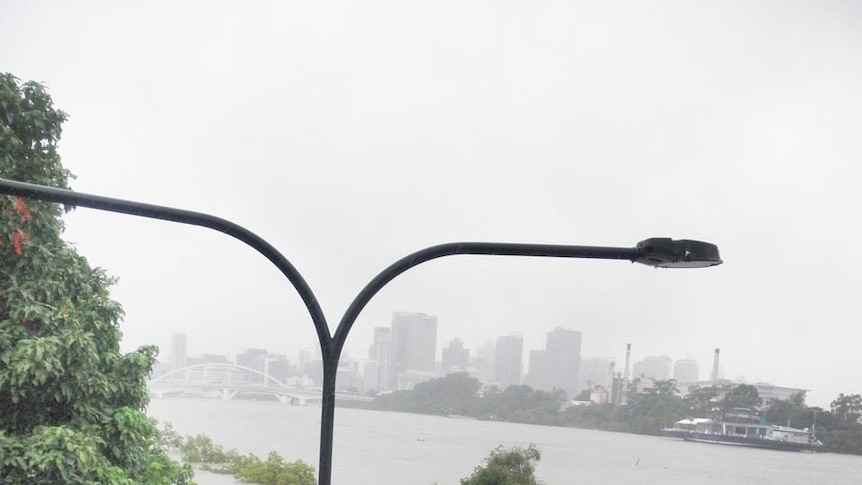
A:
0 178 722 485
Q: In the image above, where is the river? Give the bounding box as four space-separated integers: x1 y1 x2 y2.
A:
147 398 861 485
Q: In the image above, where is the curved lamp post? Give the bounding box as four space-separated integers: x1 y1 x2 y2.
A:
0 178 722 485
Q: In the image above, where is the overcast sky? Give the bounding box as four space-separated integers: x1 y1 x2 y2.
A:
2 1 860 407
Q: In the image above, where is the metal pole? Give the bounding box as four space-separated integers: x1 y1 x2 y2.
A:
0 178 688 485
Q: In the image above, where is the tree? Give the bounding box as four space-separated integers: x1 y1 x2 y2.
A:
230 451 316 485
648 379 679 396
372 372 482 415
721 384 761 411
830 393 862 422
460 445 542 485
684 386 719 415
0 74 192 483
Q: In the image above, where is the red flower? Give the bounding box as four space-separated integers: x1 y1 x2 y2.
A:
12 229 28 256
14 197 29 223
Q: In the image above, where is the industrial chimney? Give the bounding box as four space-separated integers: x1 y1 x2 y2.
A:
621 343 631 404
711 348 720 384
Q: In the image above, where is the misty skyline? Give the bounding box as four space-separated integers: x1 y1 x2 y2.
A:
2 1 860 408
165 323 789 394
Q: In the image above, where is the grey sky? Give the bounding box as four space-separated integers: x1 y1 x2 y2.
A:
2 1 860 407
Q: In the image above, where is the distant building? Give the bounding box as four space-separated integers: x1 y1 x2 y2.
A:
265 354 291 384
610 374 625 405
442 338 470 374
361 360 380 394
389 312 438 389
525 328 582 397
580 357 611 391
590 386 610 404
751 383 808 404
673 358 699 383
493 333 523 389
368 327 391 391
633 356 672 381
525 350 550 390
632 376 657 394
199 353 230 365
170 333 187 371
236 348 268 383
472 340 496 384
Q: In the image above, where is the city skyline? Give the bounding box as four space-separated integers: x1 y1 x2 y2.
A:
164 323 791 399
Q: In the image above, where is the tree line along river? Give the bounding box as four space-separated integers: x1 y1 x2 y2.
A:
148 398 861 485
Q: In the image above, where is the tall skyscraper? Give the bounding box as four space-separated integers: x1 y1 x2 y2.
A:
472 340 496 384
442 337 470 374
368 326 391 391
493 333 523 389
673 358 699 382
389 312 437 388
170 333 187 371
525 327 582 397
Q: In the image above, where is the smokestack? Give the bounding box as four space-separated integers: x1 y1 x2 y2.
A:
711 348 720 384
621 343 631 404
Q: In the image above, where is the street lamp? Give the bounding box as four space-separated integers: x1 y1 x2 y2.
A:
0 177 722 485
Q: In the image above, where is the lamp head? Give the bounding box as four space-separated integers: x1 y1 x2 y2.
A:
635 238 722 268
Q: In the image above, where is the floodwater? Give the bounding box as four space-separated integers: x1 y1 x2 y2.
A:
148 398 861 485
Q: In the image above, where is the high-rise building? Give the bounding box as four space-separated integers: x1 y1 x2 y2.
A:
389 312 438 388
525 328 582 397
442 337 470 374
367 326 391 391
237 348 268 383
170 333 187 371
673 358 699 383
493 333 523 389
361 360 380 394
472 340 496 384
265 354 291 384
633 356 673 380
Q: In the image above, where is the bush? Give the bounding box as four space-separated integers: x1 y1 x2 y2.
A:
460 444 542 485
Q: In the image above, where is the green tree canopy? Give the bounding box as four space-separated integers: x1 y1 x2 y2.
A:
0 73 192 483
460 445 541 485
830 393 862 422
721 384 761 411
684 386 719 415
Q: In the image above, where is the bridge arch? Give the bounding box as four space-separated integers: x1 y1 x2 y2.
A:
148 363 314 404
150 362 294 389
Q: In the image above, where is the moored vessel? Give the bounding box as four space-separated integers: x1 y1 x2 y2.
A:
664 408 823 452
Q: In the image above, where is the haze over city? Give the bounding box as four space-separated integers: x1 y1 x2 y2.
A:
2 1 861 409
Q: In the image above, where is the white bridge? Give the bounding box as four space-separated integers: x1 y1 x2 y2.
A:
148 363 371 405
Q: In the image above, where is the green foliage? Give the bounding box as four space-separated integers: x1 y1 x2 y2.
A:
460 445 542 485
372 374 567 425
830 393 862 422
179 433 315 485
374 372 481 415
0 73 193 484
181 434 229 464
721 384 761 411
229 451 316 485
762 393 812 430
157 421 185 451
684 386 719 414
